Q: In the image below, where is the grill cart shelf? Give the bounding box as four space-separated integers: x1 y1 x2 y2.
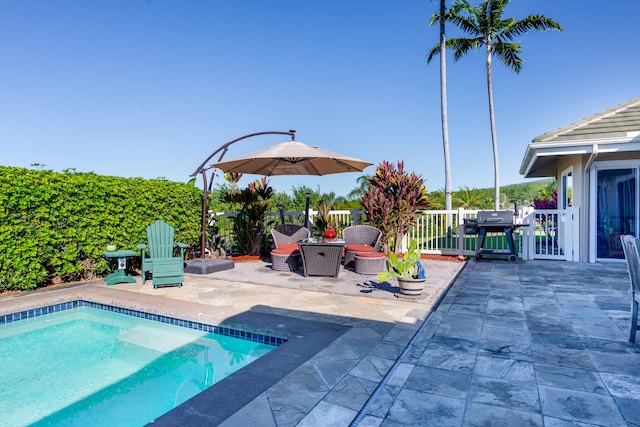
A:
472 211 520 263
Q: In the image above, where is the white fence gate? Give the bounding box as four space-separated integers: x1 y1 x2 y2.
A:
520 207 579 261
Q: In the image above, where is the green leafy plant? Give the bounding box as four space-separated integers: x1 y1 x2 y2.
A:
223 176 274 256
377 239 423 281
313 200 338 238
361 161 429 253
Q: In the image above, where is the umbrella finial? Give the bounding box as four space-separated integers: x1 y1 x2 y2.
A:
289 130 296 141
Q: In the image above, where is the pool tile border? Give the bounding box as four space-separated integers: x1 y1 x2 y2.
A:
0 299 287 347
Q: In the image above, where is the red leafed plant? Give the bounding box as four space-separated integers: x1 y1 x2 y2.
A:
360 160 429 253
223 176 274 256
533 188 557 209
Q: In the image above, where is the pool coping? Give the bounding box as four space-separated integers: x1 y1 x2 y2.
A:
0 283 350 425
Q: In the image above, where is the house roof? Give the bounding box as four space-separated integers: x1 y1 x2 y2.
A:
520 98 640 178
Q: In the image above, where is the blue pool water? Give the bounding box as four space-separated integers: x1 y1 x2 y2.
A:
0 304 278 426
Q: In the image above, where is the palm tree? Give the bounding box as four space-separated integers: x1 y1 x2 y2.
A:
429 0 453 213
319 191 347 207
347 174 371 200
453 185 493 209
428 0 562 210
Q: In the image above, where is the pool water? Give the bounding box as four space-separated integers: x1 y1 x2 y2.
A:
0 306 276 427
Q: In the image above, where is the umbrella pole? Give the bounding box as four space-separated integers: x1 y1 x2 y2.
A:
200 171 209 258
192 130 296 258
304 192 311 233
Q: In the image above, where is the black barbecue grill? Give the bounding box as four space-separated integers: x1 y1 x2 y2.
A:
471 210 520 263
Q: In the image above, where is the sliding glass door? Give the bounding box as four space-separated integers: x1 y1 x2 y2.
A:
596 167 637 259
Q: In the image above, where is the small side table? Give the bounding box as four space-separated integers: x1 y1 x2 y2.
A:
103 250 138 285
298 238 345 277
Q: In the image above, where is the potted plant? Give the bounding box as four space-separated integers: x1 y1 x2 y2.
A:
377 239 425 296
314 200 338 239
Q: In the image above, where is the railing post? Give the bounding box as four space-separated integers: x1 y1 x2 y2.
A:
278 205 285 225
351 208 360 225
524 210 534 260
458 224 465 258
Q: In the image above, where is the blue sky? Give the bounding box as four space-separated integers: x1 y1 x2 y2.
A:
1 0 639 198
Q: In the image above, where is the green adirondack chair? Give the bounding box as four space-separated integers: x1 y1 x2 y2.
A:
137 220 188 288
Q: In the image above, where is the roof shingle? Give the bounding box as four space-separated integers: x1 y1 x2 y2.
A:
533 98 640 143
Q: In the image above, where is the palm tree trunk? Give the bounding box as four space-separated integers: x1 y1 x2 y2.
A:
486 46 500 210
439 0 452 213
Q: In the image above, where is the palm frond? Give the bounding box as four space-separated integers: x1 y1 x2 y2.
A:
449 0 474 16
448 37 482 61
448 13 481 36
492 41 523 73
427 43 442 63
503 15 563 39
428 12 440 26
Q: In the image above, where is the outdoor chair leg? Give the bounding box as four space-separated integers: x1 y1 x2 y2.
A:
630 298 639 343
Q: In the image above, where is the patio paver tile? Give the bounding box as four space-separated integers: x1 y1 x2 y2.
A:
473 355 535 382
404 365 471 399
468 375 540 412
385 388 466 427
535 363 608 394
538 385 627 426
462 402 543 427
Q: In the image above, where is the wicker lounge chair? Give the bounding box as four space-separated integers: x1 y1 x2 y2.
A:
270 224 310 271
342 225 382 267
620 235 640 342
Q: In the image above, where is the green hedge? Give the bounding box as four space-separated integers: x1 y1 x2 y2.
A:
0 166 202 292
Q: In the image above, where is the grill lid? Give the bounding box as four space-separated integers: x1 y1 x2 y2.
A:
476 210 514 226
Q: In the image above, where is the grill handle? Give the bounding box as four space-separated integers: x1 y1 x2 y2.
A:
485 218 504 223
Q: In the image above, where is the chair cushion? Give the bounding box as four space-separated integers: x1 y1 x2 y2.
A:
272 247 300 255
276 244 300 252
346 244 374 252
355 251 385 258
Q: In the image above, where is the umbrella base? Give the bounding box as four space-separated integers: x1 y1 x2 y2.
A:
185 258 234 275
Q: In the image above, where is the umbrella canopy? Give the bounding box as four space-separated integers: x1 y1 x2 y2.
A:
211 141 372 176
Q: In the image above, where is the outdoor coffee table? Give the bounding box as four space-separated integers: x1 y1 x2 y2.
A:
102 249 138 285
298 238 345 278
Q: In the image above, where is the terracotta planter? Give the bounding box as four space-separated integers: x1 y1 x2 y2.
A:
397 277 425 296
231 255 261 262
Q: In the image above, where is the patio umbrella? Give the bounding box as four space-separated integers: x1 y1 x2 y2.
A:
211 141 372 176
211 140 372 230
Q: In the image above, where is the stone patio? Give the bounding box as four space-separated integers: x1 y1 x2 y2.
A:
2 259 639 426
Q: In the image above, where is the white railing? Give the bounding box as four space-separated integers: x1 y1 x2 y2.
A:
209 207 571 261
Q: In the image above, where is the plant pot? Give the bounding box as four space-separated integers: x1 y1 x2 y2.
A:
324 229 337 239
397 277 425 296
231 255 261 262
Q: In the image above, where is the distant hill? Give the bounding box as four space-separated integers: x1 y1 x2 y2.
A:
428 178 555 210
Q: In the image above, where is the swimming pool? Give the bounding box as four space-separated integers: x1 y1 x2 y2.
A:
0 301 283 427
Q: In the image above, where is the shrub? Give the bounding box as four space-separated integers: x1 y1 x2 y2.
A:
0 166 201 292
222 176 274 256
360 161 429 253
533 188 557 209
